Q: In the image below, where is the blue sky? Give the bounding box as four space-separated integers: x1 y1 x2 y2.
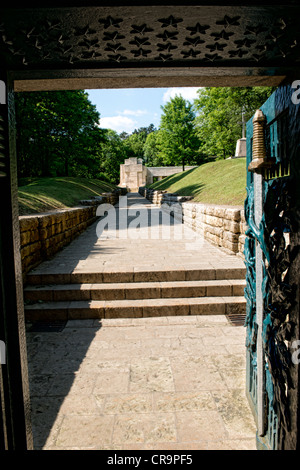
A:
86 87 199 134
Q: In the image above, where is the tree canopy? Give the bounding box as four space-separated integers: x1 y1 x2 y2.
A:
157 95 201 170
15 90 104 179
194 86 275 159
15 86 276 187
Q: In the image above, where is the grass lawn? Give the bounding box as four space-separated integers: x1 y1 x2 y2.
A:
18 177 117 215
150 158 247 206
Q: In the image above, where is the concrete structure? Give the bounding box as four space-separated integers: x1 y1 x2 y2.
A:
234 138 247 158
120 158 197 192
119 158 148 193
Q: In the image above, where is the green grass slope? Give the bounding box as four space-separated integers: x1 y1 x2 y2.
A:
18 177 117 215
150 158 247 206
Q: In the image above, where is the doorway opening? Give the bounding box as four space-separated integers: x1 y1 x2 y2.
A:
16 84 271 450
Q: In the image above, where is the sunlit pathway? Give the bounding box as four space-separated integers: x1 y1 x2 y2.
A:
27 193 245 278
25 193 256 450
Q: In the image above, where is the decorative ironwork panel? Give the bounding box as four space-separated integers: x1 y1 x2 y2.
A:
245 84 299 450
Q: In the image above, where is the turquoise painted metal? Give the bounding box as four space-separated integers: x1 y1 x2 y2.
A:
245 86 296 450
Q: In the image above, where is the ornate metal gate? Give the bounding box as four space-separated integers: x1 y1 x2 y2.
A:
245 84 300 450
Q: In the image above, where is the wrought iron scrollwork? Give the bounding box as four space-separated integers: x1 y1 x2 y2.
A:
245 176 298 445
262 178 298 437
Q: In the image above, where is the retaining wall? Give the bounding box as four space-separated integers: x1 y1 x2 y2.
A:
20 191 121 275
139 187 246 257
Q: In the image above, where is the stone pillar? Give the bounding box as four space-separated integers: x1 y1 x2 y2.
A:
235 137 246 157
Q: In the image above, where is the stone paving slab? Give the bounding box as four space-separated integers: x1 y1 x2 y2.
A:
27 193 245 279
26 315 257 450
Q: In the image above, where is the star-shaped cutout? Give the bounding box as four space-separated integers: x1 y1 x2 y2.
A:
204 53 222 62
216 15 241 28
105 42 126 53
158 15 183 28
255 44 270 53
266 31 284 43
44 20 61 32
186 23 210 35
157 42 177 52
183 36 204 47
130 48 151 58
21 26 37 39
78 38 100 50
234 38 256 48
228 49 249 58
181 49 200 58
130 24 153 35
129 36 151 47
73 25 96 37
156 30 178 42
99 16 123 29
103 31 125 42
210 30 234 41
80 50 101 60
206 42 227 52
277 18 287 30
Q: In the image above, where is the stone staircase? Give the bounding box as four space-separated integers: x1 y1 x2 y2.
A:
24 267 246 322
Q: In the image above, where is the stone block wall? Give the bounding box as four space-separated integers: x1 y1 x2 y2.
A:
19 191 122 275
139 187 246 257
181 202 246 256
20 206 97 275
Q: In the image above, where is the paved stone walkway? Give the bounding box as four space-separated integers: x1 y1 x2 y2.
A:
25 193 256 450
28 193 245 280
27 315 256 450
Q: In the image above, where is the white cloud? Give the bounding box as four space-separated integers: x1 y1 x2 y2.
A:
162 87 200 104
99 116 137 133
120 109 148 116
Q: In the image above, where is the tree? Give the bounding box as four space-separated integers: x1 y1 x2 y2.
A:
194 87 275 159
123 124 157 161
97 129 127 184
15 90 102 178
143 131 164 167
157 95 200 170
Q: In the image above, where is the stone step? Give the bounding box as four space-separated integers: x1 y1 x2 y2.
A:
25 267 246 285
24 279 246 302
24 296 246 321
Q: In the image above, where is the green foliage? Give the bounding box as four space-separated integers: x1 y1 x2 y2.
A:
150 158 247 206
143 131 164 167
194 86 275 159
97 129 127 184
122 124 157 161
157 95 201 169
15 90 104 179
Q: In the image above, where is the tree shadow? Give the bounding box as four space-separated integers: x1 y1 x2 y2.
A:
26 321 102 449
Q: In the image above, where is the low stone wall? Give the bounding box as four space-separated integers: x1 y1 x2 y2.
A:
139 187 246 257
182 202 246 256
20 191 122 276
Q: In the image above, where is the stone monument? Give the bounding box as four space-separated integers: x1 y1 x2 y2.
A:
119 157 147 192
